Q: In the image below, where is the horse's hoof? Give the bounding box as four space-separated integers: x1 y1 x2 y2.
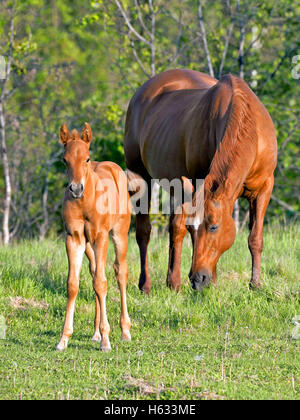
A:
166 282 181 292
140 285 151 295
249 281 262 290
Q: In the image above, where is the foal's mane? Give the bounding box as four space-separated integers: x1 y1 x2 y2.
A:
205 74 257 196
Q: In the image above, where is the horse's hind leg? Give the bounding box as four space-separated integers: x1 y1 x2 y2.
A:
248 176 274 289
111 225 131 342
85 242 101 343
134 181 152 294
57 232 85 351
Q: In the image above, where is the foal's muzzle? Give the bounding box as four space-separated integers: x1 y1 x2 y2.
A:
69 182 84 199
190 269 212 291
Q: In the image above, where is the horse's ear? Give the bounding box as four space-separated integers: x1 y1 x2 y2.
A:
82 122 92 144
60 124 71 146
182 176 194 197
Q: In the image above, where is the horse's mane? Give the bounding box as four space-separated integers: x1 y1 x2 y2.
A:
205 74 257 196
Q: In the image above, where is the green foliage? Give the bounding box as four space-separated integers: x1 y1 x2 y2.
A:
0 0 299 239
0 224 299 399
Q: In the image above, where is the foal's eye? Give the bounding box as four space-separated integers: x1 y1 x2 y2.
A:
86 158 90 163
208 224 218 233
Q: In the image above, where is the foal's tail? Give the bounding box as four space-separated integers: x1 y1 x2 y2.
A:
126 169 148 197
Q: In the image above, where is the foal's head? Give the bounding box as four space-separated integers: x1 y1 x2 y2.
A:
60 123 92 199
186 176 236 291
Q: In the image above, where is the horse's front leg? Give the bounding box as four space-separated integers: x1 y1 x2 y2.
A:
187 225 197 280
166 210 187 291
57 231 85 351
248 176 274 289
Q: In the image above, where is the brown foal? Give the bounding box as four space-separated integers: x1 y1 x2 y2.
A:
56 123 131 352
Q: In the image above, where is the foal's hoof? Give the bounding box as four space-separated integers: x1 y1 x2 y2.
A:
100 339 112 352
56 337 69 352
121 331 132 342
91 332 101 343
101 344 112 353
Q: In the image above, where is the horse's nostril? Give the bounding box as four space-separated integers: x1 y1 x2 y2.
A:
190 270 212 291
199 275 206 283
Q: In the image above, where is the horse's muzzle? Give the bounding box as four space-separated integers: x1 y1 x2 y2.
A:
190 270 212 291
69 182 83 199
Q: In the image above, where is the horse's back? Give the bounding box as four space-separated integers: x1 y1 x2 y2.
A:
136 69 216 103
124 69 217 176
124 69 277 186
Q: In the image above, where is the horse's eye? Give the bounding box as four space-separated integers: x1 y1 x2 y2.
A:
86 158 90 163
208 224 218 233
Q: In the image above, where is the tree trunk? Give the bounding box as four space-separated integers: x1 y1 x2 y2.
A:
39 175 49 241
0 101 12 245
233 200 240 232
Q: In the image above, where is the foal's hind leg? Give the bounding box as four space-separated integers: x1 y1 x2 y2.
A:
93 231 111 351
111 226 131 342
248 176 274 289
85 242 101 343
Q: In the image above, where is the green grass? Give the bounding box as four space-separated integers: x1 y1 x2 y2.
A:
0 223 299 400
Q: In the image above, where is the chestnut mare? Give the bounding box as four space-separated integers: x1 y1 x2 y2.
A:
57 123 131 352
124 69 277 293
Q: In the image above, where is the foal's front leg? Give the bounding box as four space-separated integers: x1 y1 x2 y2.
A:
57 232 85 351
93 232 111 351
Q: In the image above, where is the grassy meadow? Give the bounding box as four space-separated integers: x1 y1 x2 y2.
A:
0 223 299 400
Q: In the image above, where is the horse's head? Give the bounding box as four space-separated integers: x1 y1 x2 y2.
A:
185 176 236 291
59 123 92 199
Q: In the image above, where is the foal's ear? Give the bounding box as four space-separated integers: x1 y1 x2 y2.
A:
59 124 71 146
82 122 92 144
